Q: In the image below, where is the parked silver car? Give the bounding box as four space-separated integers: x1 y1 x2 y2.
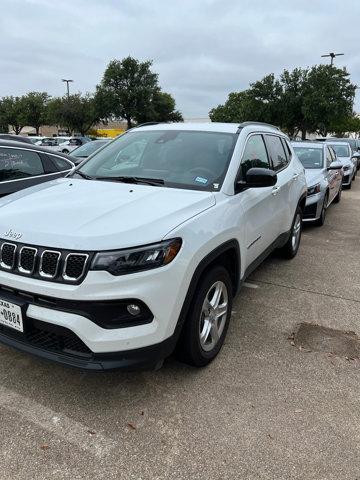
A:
292 141 343 225
325 142 356 189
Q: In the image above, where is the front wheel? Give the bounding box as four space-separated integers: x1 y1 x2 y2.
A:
176 265 233 367
314 194 328 227
279 207 302 259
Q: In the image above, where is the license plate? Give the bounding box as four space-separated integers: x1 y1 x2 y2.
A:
0 299 24 332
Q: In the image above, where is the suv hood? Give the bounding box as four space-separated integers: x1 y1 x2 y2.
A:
304 169 324 187
0 178 215 250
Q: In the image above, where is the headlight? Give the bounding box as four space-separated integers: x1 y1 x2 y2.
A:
90 238 182 276
343 165 350 171
307 183 321 196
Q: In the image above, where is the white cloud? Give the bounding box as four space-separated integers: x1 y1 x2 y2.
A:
0 0 358 116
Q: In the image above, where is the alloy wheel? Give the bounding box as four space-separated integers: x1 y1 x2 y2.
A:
199 281 229 352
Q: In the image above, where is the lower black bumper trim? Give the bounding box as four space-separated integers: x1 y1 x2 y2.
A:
0 332 178 371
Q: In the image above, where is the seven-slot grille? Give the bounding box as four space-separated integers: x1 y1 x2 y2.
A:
0 240 90 284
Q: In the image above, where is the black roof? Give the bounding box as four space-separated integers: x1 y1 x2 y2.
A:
0 139 74 160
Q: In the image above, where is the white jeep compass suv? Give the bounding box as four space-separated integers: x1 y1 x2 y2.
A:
0 122 306 370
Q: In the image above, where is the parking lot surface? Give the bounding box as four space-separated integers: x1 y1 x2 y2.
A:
0 183 360 480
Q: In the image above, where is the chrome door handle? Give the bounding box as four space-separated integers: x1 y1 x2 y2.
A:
293 173 299 180
272 186 280 196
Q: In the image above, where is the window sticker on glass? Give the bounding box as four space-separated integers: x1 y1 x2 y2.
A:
195 176 208 184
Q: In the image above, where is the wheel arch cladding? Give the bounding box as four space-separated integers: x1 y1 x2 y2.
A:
174 240 241 340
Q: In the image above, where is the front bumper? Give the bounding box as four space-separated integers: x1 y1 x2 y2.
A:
303 192 322 221
342 172 352 186
0 256 192 369
0 322 176 371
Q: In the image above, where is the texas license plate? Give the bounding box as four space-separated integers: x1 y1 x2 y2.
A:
0 299 24 332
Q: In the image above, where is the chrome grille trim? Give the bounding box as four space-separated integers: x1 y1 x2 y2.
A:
39 250 61 279
0 242 17 270
63 253 89 281
0 239 91 284
18 246 38 274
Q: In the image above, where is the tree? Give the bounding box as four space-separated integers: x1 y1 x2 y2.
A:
302 65 356 137
22 92 49 135
279 68 309 138
209 65 357 140
98 56 159 128
136 91 183 123
330 115 360 137
0 96 26 134
209 75 282 126
47 94 101 135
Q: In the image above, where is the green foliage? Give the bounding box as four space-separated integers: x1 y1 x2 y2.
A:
99 56 159 129
21 92 49 135
136 91 183 124
98 56 183 127
46 94 101 135
209 65 357 139
0 96 27 134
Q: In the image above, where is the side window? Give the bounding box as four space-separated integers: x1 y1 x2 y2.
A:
328 147 337 162
266 135 288 171
51 156 72 171
281 138 292 162
326 148 333 168
239 135 270 179
0 148 44 182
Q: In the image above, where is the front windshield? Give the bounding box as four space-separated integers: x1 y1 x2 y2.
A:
293 146 323 169
73 140 108 157
328 144 350 157
78 130 237 191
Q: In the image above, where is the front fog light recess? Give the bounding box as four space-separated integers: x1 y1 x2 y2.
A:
127 304 141 316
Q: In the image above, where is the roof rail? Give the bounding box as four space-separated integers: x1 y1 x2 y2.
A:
237 121 280 132
134 122 161 128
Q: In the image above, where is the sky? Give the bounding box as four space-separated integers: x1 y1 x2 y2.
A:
0 0 359 118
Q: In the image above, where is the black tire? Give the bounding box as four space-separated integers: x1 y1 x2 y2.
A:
334 185 342 204
62 149 69 154
347 181 352 190
314 193 328 227
279 206 302 259
176 265 233 367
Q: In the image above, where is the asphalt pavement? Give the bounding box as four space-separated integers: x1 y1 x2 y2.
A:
0 180 359 479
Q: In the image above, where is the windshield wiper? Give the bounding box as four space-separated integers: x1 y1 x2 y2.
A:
95 176 165 186
73 170 94 180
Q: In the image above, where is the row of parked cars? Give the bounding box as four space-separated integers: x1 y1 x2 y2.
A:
0 122 357 372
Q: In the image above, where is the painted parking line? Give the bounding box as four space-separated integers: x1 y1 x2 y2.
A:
0 385 116 458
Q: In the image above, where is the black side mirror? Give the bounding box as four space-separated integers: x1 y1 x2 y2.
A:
236 167 277 191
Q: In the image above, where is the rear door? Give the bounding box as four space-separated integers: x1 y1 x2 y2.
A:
264 135 294 234
327 146 342 200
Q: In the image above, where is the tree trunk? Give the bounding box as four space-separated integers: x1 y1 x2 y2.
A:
36 126 40 135
301 129 306 140
126 117 132 129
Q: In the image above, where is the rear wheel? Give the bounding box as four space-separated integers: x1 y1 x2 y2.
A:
62 149 70 154
279 207 302 259
176 265 233 367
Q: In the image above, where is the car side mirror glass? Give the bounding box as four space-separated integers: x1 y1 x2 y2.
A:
236 167 277 191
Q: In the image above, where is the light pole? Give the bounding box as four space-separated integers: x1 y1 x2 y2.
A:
321 52 345 66
62 79 73 97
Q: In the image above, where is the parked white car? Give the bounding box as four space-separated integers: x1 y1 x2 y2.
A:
0 122 306 370
292 141 343 225
325 141 356 189
55 137 91 154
